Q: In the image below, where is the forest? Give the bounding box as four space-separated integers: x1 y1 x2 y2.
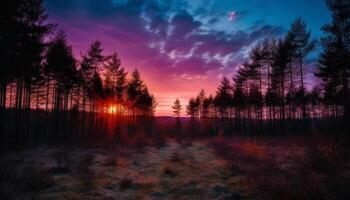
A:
0 0 157 148
182 14 350 135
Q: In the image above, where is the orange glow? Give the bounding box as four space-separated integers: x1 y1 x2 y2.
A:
108 105 117 114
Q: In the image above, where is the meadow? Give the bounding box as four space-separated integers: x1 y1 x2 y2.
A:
1 117 349 200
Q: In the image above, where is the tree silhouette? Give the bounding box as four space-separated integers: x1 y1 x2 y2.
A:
248 85 264 119
116 68 128 102
202 95 214 118
288 18 316 119
0 0 19 111
262 39 278 119
214 77 232 118
232 79 246 120
0 0 159 145
127 69 143 115
46 30 76 113
172 98 182 118
182 6 348 135
0 0 52 138
308 86 322 117
249 43 264 93
186 98 199 118
271 39 292 120
317 0 350 120
1 0 350 146
104 53 121 102
136 86 154 116
197 89 206 118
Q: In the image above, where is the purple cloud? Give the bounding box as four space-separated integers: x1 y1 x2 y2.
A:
44 0 285 115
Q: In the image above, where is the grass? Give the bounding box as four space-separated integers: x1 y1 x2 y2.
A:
75 153 95 191
51 149 71 174
119 178 135 190
0 159 54 200
104 155 117 167
163 166 177 177
1 137 348 199
209 136 350 200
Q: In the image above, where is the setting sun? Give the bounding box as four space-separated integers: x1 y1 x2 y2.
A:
108 105 117 114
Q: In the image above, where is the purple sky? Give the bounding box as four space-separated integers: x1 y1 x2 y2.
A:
44 0 331 116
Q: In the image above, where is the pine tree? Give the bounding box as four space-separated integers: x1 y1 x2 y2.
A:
186 98 199 118
0 0 51 110
262 39 279 119
202 96 214 118
127 70 143 98
288 18 316 118
46 30 76 112
214 77 232 118
136 86 154 116
234 65 250 118
270 39 291 120
317 0 350 119
116 68 127 101
249 43 264 93
104 53 121 100
127 69 144 115
197 89 205 118
172 98 182 118
87 41 104 74
0 0 52 138
80 41 105 113
232 80 246 119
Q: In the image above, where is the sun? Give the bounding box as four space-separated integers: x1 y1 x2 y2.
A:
108 105 117 114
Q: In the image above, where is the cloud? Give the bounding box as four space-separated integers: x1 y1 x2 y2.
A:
45 0 283 74
44 0 286 115
169 10 201 38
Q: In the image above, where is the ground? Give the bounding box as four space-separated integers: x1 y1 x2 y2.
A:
1 137 349 200
1 140 251 200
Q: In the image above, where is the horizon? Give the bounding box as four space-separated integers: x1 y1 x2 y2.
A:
44 0 331 116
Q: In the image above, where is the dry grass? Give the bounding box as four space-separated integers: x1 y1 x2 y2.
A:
2 136 348 200
209 136 350 200
0 141 241 199
119 178 134 190
51 149 71 174
104 155 117 167
0 158 54 200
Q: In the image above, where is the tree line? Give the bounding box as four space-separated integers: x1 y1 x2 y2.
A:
0 0 156 146
0 0 155 116
183 0 350 126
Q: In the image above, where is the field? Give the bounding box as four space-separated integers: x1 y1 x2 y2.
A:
1 136 349 200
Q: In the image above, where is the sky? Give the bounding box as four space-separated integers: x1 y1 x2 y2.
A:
44 0 331 116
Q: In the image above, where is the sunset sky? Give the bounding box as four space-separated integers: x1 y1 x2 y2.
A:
45 0 331 116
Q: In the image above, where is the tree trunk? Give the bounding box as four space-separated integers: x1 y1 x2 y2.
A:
299 50 306 119
342 69 349 122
